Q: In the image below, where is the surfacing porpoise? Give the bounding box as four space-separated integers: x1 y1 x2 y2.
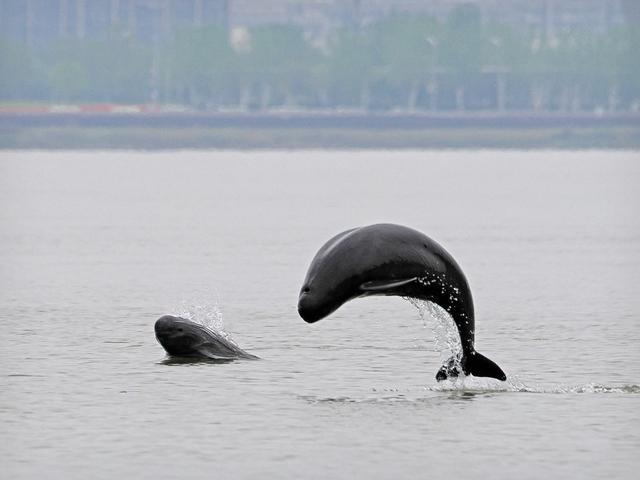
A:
154 315 258 360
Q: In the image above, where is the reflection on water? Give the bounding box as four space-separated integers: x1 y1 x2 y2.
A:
0 150 638 480
158 356 236 366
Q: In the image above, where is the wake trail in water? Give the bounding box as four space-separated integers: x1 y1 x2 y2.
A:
428 376 640 394
300 382 640 405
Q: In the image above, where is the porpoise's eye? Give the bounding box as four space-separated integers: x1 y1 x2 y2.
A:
177 328 184 332
302 287 310 293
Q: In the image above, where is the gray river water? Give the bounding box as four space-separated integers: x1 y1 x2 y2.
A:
1 150 638 479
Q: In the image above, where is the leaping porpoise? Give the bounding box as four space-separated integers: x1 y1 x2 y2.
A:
297 223 506 381
154 315 258 360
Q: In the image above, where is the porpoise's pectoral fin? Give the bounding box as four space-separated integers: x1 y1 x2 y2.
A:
360 277 418 292
195 342 240 360
196 342 259 361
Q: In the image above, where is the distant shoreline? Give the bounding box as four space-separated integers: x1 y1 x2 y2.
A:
1 112 638 149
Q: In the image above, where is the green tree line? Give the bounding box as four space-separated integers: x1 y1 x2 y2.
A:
1 6 639 112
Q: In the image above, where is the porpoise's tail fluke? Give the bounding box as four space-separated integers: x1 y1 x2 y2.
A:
436 351 506 382
465 351 506 381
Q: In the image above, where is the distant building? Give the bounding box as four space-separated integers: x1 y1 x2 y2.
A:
0 0 229 44
0 0 631 46
228 0 627 38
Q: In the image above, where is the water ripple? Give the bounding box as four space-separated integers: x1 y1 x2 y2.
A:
299 381 640 405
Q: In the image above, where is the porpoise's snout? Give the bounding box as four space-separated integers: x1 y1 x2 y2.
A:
154 315 202 356
154 315 184 337
298 285 317 323
297 287 333 323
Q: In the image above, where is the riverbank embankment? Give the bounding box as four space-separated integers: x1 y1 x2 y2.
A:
1 111 638 149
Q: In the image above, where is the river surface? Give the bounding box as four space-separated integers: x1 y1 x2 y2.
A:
1 150 638 479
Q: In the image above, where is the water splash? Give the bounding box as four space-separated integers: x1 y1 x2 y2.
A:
401 299 639 395
406 298 462 366
171 293 233 342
